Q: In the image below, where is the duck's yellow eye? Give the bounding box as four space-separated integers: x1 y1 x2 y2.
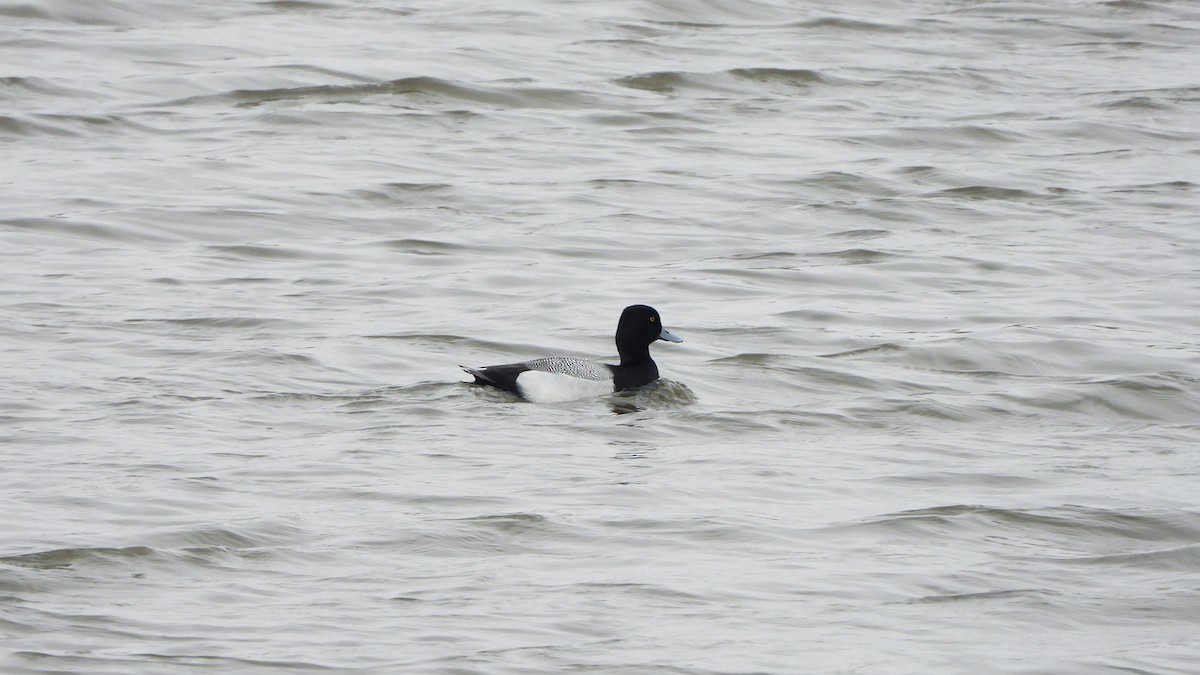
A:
650 316 656 322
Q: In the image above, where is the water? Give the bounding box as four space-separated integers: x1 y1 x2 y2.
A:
3 0 1199 672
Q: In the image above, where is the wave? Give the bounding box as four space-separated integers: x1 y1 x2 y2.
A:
995 372 1200 423
640 0 797 26
850 124 1030 149
0 113 158 139
0 0 217 26
166 76 601 110
121 316 301 330
0 545 157 570
0 520 312 574
614 67 836 95
828 504 1200 548
1 216 168 243
707 337 1200 424
369 512 580 556
0 75 86 99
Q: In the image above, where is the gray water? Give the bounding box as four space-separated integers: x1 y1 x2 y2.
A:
3 0 1200 672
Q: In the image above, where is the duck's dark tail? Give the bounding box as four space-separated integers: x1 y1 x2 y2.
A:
460 365 489 383
459 364 528 394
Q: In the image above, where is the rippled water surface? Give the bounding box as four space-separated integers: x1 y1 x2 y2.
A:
3 0 1200 672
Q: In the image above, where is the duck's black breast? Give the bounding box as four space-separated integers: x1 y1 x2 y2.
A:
612 360 659 391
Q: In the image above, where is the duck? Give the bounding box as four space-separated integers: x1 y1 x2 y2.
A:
461 304 682 403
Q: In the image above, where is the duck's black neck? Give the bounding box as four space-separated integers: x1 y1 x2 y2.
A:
613 348 659 391
618 343 652 368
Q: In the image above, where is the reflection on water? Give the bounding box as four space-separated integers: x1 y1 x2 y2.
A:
611 379 698 414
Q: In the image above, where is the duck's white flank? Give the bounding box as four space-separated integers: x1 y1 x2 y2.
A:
515 369 614 403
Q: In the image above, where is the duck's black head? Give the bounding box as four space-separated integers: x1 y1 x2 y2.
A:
615 304 682 364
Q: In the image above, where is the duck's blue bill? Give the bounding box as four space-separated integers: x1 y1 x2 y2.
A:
659 328 683 343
